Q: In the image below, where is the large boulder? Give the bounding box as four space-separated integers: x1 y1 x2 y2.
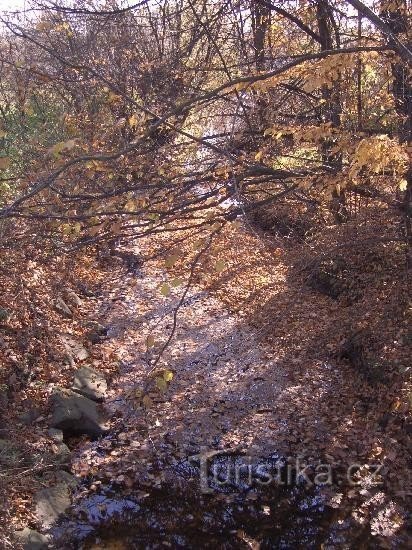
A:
71 366 107 402
49 389 107 439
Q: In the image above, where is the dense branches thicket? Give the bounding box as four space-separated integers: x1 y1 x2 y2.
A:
0 0 411 547
0 0 410 245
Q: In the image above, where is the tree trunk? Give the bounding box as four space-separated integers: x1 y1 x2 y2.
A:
382 0 412 268
316 0 347 222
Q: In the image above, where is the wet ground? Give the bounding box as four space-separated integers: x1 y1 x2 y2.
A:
54 452 379 549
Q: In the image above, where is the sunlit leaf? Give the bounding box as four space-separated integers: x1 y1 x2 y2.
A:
124 199 136 212
155 377 168 392
128 113 138 128
164 254 179 268
214 260 226 273
399 179 408 192
193 239 205 251
163 369 174 382
160 283 170 296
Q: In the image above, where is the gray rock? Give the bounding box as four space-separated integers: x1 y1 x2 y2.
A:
71 366 107 402
59 334 89 362
14 527 49 549
64 289 82 307
87 321 108 335
35 483 72 529
0 307 10 322
47 428 64 442
86 331 106 344
49 389 107 439
19 407 41 426
55 470 78 489
54 442 71 464
55 297 72 318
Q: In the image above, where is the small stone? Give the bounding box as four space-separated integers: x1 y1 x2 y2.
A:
64 289 82 307
35 483 71 529
55 297 72 317
14 527 49 550
60 334 89 362
71 366 107 402
87 331 105 344
54 442 71 464
47 428 64 442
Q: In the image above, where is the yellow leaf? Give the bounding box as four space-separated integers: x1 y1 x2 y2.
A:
0 130 7 138
155 377 168 392
164 254 179 268
124 199 136 212
0 157 10 170
160 283 170 296
193 239 205 251
61 224 72 235
49 139 76 158
170 277 183 288
399 179 408 191
215 260 226 273
128 113 138 128
163 370 174 382
254 151 263 161
73 222 82 234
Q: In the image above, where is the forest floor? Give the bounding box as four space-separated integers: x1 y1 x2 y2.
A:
0 208 411 547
